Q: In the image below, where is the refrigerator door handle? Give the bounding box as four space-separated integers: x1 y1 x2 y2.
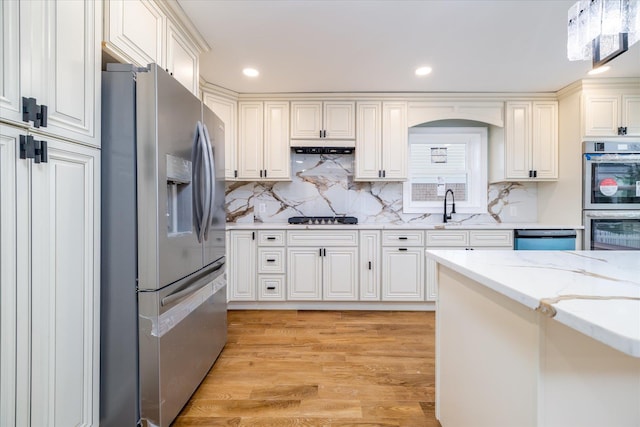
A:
161 260 225 307
202 123 215 240
192 122 204 243
197 121 211 242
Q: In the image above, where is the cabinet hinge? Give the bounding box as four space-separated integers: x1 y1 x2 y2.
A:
22 97 48 128
20 135 48 163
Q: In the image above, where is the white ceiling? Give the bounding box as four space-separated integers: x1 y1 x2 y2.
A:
178 0 640 94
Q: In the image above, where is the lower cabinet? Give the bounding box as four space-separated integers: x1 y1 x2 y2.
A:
287 247 358 301
381 230 425 301
228 230 257 300
359 230 380 300
1 126 100 426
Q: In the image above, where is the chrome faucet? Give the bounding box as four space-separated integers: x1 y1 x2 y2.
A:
443 189 456 223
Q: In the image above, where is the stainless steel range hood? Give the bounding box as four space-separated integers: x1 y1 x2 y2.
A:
290 139 355 154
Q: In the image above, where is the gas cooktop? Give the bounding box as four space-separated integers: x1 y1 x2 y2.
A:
288 216 358 225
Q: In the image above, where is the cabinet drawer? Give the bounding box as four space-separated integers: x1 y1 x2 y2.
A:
287 230 358 246
381 230 424 246
469 230 513 247
426 230 469 247
258 248 285 273
258 275 286 301
258 230 286 246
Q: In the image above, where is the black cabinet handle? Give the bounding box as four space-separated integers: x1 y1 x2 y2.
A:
319 248 322 256
533 170 537 178
260 170 263 178
399 248 408 251
267 286 276 290
234 170 238 178
368 261 372 270
267 237 276 240
266 259 276 262
264 169 267 178
383 170 386 178
378 170 381 178
252 232 255 240
319 130 322 138
323 248 327 257
398 237 408 240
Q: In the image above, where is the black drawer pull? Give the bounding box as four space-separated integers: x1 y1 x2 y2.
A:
399 248 408 251
368 261 372 270
266 259 276 262
266 236 276 240
267 286 276 290
398 237 408 240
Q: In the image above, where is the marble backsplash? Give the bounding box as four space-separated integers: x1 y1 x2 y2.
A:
226 153 537 224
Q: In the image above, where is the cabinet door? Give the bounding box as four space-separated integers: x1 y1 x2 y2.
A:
103 0 164 67
622 95 640 136
323 247 358 301
22 0 100 146
505 101 532 179
0 0 21 123
228 231 256 300
355 102 382 180
238 102 264 180
359 231 380 300
29 137 99 427
166 21 199 95
0 127 19 426
381 247 424 301
381 102 407 180
531 101 558 179
287 248 322 300
584 94 619 137
290 101 322 139
263 101 291 180
324 102 355 139
204 94 237 180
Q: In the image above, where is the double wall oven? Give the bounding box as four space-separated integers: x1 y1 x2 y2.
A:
583 141 640 250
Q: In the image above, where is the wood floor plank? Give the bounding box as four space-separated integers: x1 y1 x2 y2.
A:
172 310 437 426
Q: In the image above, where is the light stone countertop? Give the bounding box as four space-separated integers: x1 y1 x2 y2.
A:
425 250 640 358
225 222 584 230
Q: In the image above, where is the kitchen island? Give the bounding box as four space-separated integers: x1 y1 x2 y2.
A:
425 250 640 427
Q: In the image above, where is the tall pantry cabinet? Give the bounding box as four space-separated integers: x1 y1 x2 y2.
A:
0 1 101 426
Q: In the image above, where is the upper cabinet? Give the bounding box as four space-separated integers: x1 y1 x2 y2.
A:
103 0 206 96
583 87 640 137
502 100 558 181
203 93 238 180
238 101 291 181
355 101 407 181
1 0 101 147
291 101 355 140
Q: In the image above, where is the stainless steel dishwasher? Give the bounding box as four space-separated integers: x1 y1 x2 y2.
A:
514 229 577 250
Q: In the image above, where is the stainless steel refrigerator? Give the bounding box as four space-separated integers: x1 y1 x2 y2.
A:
100 63 227 427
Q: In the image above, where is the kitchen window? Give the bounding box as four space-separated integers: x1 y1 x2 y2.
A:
403 127 488 214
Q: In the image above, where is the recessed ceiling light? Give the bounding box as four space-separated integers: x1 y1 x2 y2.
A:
415 66 432 76
588 66 610 75
243 68 259 77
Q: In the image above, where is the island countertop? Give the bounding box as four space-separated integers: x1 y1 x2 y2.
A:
425 250 640 358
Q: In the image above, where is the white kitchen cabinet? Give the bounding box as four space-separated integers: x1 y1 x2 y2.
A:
584 91 640 137
504 101 558 180
238 101 290 181
381 230 424 301
382 247 424 301
1 0 101 147
359 230 381 300
287 230 358 301
228 230 257 300
257 230 286 301
103 0 164 67
291 101 355 140
203 93 238 180
0 125 100 427
165 20 199 96
103 0 203 96
425 230 513 301
355 101 407 180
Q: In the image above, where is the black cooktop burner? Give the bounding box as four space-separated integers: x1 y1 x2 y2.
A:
288 216 358 225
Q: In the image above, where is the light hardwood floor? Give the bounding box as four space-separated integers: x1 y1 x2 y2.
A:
172 310 438 427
